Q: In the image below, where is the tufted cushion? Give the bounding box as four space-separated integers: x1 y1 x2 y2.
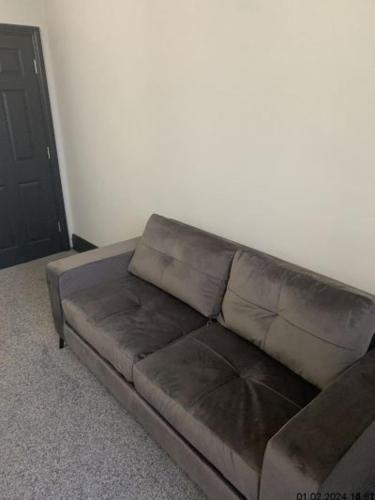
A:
62 273 205 382
219 249 375 389
134 323 318 498
128 214 237 317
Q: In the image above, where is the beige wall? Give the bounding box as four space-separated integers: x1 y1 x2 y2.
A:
3 1 375 294
0 0 44 26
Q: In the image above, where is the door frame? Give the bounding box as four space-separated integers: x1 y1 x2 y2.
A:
0 23 70 251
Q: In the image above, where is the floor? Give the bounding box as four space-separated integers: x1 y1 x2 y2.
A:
0 252 205 500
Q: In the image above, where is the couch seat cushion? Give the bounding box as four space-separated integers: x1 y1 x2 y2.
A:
62 274 205 382
133 323 319 499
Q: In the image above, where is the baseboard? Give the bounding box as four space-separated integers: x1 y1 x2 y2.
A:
72 234 97 253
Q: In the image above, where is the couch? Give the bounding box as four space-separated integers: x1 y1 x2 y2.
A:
47 214 375 500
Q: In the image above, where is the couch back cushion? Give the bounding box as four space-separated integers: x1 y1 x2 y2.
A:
128 214 237 317
219 249 375 389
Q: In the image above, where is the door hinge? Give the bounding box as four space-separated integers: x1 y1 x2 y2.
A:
57 221 62 233
33 59 38 74
46 146 51 160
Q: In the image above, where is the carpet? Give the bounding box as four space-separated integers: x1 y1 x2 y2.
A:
0 252 205 499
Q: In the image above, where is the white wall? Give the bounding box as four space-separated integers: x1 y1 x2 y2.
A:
0 0 44 26
4 1 375 294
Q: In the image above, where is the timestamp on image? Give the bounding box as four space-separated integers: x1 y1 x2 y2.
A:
296 492 375 500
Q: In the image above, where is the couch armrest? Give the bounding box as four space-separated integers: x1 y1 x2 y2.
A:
260 349 375 499
46 237 140 337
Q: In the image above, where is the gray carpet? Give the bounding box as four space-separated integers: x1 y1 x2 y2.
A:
0 253 205 500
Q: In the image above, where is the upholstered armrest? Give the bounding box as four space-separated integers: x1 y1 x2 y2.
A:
46 237 140 337
260 348 375 499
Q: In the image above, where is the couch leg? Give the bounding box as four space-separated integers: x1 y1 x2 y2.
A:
59 337 65 349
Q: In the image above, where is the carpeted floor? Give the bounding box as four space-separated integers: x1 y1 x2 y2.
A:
0 252 205 500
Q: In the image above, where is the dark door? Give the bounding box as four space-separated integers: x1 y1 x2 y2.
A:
0 24 68 269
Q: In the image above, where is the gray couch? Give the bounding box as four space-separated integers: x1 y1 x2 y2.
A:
47 214 375 500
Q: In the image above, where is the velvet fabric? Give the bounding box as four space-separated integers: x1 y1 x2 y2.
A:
128 214 237 317
133 323 318 499
46 216 375 499
64 324 243 500
62 273 205 382
320 420 375 495
46 238 140 337
260 348 375 499
219 249 375 388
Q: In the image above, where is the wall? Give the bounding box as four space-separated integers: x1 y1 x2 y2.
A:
0 0 44 26
6 1 375 294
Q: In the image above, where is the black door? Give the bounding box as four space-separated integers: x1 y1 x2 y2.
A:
0 24 68 269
